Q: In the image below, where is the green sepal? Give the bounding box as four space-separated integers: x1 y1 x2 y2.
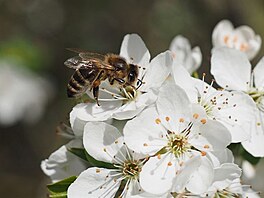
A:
47 176 77 198
192 71 199 79
68 147 115 169
155 146 168 156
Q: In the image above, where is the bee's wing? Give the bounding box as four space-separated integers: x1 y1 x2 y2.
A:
64 56 83 69
66 48 106 61
64 56 115 70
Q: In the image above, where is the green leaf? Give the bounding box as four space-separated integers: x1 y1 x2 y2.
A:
228 143 261 165
85 151 115 169
67 147 88 161
242 148 260 165
67 147 115 169
47 176 77 198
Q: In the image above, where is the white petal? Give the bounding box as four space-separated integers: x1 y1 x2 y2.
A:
172 153 202 192
172 64 198 103
170 35 202 74
112 89 157 120
71 101 122 122
198 120 231 151
126 179 143 197
124 107 167 155
41 141 87 182
140 153 177 195
129 191 168 198
212 91 255 142
212 20 234 47
211 47 251 91
242 160 256 180
186 157 214 194
170 35 191 53
192 77 217 97
235 26 262 60
141 51 173 91
253 57 264 88
213 163 241 183
112 101 145 120
68 168 121 198
207 149 234 167
70 109 87 137
157 80 192 119
191 103 207 125
191 46 202 73
120 34 150 66
83 122 124 163
242 110 264 157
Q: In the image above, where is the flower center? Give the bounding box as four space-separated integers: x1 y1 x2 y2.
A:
121 160 142 180
214 189 240 198
198 97 215 116
247 87 264 111
167 133 191 158
120 86 138 101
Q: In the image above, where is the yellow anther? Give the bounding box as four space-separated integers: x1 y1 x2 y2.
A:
155 118 161 124
193 113 199 119
201 119 207 124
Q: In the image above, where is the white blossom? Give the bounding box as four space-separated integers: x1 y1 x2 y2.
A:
169 35 202 74
212 19 261 60
41 122 87 182
68 122 148 198
211 47 264 157
172 63 255 142
41 140 87 183
124 82 231 195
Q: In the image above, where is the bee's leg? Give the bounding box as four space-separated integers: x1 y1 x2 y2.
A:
91 73 102 106
109 77 115 85
90 70 103 91
114 78 125 85
93 83 100 106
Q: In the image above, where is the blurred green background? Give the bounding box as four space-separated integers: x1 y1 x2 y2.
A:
0 0 264 197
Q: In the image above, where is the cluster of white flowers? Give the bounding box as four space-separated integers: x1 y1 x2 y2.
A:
42 20 263 198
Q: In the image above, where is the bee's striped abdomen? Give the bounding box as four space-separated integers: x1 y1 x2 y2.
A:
67 68 99 98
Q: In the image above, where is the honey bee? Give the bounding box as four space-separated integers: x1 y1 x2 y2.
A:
65 48 143 105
